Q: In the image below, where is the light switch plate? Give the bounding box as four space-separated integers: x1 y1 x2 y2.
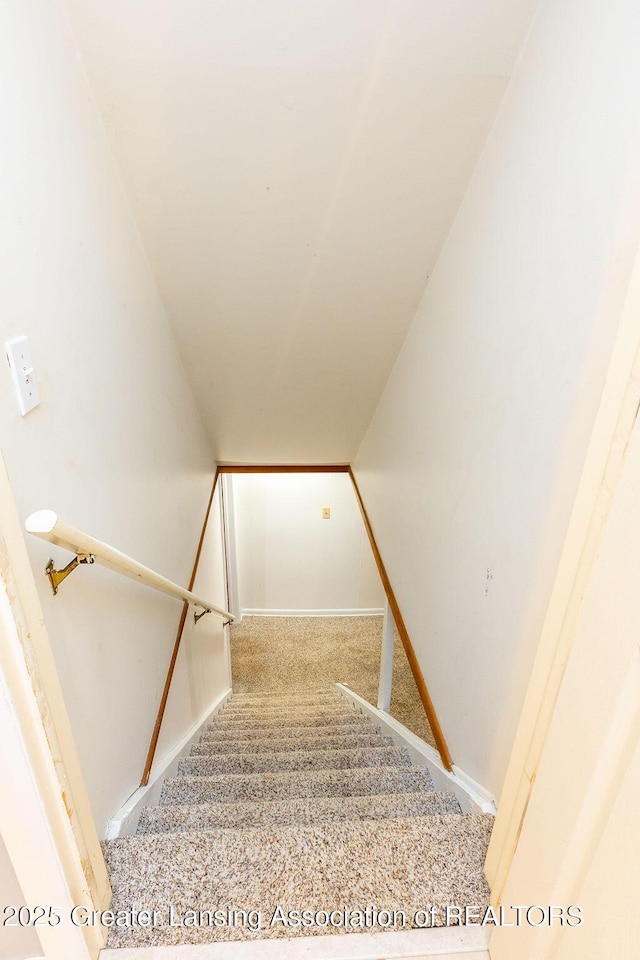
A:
5 336 40 416
322 507 330 519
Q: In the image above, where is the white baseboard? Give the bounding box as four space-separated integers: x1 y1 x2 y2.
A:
100 924 490 959
105 687 232 839
241 609 385 617
336 684 496 815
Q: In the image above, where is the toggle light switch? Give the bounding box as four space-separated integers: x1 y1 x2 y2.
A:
5 336 40 416
322 507 330 519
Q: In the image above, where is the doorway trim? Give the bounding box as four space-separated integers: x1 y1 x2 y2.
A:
0 450 109 960
486 238 640 904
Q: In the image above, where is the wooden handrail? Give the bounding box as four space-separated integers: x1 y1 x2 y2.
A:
140 470 222 785
213 462 453 769
217 464 350 473
24 509 233 621
24 497 234 788
348 467 453 771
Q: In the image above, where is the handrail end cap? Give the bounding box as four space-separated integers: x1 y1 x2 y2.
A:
25 509 58 535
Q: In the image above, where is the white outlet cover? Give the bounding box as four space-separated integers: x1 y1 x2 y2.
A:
5 335 40 415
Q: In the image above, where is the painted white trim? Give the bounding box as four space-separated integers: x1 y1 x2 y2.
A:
487 237 640 895
377 599 394 711
336 685 496 815
224 620 233 698
241 609 385 617
0 581 101 960
105 687 232 839
221 474 242 624
0 451 109 959
100 924 490 959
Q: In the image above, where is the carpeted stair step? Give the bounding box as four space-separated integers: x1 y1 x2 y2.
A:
102 686 493 952
214 709 364 724
177 745 411 777
222 693 346 710
204 713 371 732
137 790 463 835
212 703 363 721
199 720 379 742
191 732 394 756
230 687 336 700
103 814 493 948
160 765 434 805
219 703 359 718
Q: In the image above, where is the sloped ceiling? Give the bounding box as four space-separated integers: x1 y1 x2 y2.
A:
63 0 538 462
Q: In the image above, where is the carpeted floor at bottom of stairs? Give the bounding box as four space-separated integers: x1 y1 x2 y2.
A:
102 687 493 949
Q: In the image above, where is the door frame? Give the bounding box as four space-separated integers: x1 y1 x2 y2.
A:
486 240 640 904
0 449 109 960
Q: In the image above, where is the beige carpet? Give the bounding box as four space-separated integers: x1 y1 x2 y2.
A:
103 691 491 948
230 616 437 749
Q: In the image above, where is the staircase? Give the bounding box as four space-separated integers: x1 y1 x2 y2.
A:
103 688 493 950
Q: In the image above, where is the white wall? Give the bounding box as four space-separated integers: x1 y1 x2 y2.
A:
0 836 40 960
0 1 227 835
354 0 640 796
233 473 384 613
